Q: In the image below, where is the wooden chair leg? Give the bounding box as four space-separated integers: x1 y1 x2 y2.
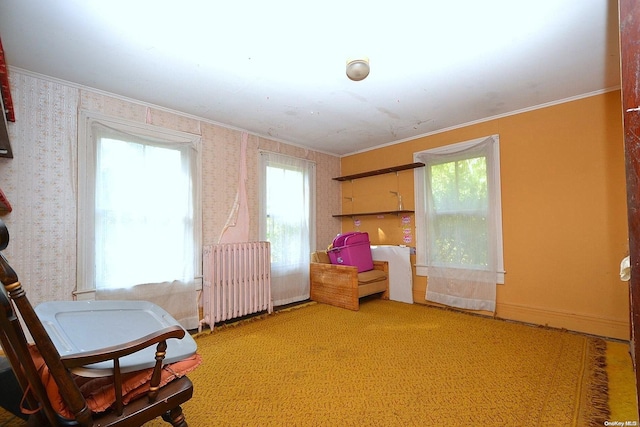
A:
161 406 188 427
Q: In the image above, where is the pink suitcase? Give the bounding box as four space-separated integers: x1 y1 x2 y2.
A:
328 232 374 272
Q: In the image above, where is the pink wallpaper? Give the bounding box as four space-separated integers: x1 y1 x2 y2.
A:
0 69 341 305
0 72 79 304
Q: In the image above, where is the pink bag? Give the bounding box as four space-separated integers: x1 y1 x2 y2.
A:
328 232 374 272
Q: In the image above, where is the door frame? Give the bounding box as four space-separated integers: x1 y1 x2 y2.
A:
619 0 640 415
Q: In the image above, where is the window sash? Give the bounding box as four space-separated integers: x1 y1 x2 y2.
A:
258 150 316 306
77 112 202 296
265 164 307 266
413 134 504 284
95 135 193 288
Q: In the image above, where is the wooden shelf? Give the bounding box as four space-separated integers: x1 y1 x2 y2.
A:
333 162 424 181
333 210 414 218
333 162 424 218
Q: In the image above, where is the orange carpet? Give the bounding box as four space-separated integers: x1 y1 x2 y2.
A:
1 300 632 426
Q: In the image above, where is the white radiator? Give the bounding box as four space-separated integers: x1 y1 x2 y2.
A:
200 242 273 331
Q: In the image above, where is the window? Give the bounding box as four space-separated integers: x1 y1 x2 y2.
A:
77 112 201 298
428 155 488 267
265 164 307 265
414 135 503 311
259 151 316 306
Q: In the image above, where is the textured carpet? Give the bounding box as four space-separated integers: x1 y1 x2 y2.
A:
150 299 609 426
0 300 616 426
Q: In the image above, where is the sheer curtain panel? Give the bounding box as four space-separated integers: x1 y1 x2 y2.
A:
78 114 201 329
259 152 316 306
414 135 503 312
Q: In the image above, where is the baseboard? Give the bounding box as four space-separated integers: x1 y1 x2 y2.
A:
412 287 629 340
496 302 629 340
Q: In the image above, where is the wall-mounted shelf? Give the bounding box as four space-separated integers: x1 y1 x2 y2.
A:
333 162 424 181
333 210 414 218
333 162 425 218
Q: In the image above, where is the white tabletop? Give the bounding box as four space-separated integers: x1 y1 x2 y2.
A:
36 300 197 377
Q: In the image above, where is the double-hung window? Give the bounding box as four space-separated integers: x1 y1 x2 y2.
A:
259 151 316 306
77 113 201 324
414 135 504 312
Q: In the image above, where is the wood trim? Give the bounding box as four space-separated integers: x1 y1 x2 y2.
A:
412 286 629 339
619 0 640 414
333 162 424 181
496 302 629 340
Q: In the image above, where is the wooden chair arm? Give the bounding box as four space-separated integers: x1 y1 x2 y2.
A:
311 262 359 272
60 324 187 414
310 262 358 287
60 325 186 369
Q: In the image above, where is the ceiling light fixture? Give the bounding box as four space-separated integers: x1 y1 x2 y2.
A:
346 57 370 81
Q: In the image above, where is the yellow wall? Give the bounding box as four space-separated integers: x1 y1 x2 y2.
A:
339 91 630 339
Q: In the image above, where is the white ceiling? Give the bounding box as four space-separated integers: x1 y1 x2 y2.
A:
0 0 621 156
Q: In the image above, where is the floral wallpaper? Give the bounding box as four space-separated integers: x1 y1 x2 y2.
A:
0 69 341 305
0 72 78 304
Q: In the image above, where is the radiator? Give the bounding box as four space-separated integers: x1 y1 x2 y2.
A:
200 242 273 331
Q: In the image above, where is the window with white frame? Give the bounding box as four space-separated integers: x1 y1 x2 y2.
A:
413 135 504 312
258 151 316 306
77 112 201 298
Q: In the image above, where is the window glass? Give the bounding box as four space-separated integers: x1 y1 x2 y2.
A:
77 113 201 294
95 136 193 288
265 164 305 265
429 156 488 268
413 134 504 283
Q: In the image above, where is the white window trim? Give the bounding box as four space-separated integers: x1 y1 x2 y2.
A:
257 149 317 249
76 111 203 299
413 134 505 284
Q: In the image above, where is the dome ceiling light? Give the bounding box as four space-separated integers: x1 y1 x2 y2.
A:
346 57 370 81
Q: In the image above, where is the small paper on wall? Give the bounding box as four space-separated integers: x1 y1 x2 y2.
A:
401 215 412 244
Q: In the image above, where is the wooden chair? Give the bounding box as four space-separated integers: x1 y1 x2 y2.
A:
310 251 389 311
0 219 198 426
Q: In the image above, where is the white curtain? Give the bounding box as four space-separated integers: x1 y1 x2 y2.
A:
91 123 199 329
259 151 316 306
96 282 199 330
415 136 500 312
